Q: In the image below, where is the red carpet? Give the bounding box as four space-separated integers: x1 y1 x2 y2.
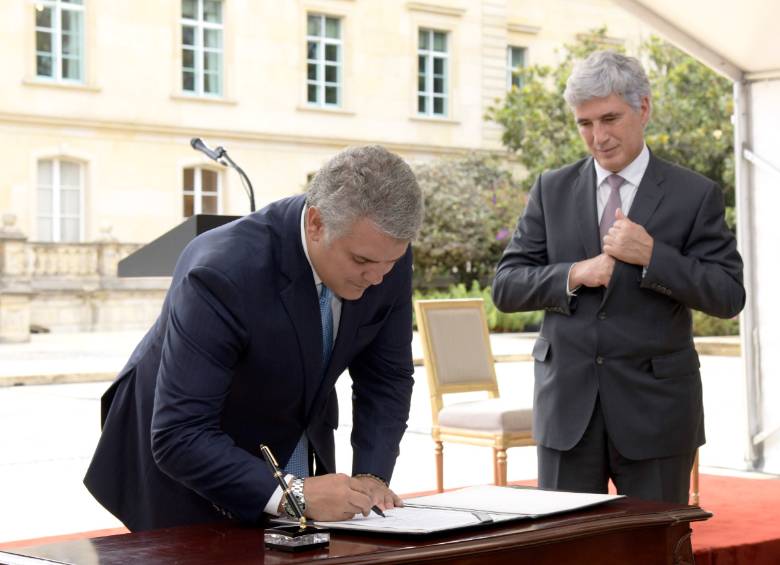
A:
692 474 780 565
500 474 780 565
1 474 778 563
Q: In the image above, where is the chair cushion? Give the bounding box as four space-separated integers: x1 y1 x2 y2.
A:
438 398 532 433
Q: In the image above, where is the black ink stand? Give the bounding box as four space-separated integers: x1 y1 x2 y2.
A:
264 522 330 552
259 444 330 552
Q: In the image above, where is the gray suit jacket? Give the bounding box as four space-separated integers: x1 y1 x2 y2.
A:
493 153 744 460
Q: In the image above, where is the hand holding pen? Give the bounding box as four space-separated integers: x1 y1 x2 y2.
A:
260 445 394 521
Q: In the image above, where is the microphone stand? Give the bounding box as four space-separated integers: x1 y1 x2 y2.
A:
219 151 256 213
190 138 256 213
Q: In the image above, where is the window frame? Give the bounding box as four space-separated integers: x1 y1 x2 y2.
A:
417 28 449 118
180 0 224 97
182 166 222 217
34 0 85 83
306 13 343 108
36 157 84 243
506 45 527 91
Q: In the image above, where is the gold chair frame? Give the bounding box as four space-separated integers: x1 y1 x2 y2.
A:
414 298 534 492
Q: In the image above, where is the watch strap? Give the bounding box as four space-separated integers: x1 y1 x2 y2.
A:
283 477 306 518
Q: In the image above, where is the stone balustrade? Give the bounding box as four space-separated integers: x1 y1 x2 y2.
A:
0 214 169 342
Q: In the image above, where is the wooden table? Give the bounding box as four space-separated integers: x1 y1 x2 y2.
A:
6 498 709 564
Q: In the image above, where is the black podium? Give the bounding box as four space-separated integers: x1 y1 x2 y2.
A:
118 214 240 277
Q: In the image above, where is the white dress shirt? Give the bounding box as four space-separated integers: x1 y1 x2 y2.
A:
593 143 650 223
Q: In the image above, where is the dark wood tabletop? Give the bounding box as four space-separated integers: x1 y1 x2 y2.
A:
5 498 710 565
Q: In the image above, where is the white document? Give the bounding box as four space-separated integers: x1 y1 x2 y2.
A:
313 485 623 535
316 506 513 534
408 485 623 516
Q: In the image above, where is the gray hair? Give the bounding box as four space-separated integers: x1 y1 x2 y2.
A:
305 145 424 241
564 50 651 111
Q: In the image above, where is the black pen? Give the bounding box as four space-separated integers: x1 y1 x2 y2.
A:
259 444 307 528
371 505 386 518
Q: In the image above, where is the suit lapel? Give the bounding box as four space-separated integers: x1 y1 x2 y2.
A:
280 277 322 417
277 199 323 419
601 153 665 306
574 158 601 259
626 154 664 228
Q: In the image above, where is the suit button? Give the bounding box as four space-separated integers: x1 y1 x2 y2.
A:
598 311 607 320
596 356 604 365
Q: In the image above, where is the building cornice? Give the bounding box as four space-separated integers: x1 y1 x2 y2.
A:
0 111 488 156
507 23 541 35
405 2 466 17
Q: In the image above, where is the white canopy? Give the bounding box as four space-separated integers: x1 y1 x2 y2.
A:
613 0 780 473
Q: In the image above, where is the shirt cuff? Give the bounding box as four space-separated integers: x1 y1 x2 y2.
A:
264 474 294 516
566 263 581 297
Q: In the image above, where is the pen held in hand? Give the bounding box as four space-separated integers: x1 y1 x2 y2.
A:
371 505 386 518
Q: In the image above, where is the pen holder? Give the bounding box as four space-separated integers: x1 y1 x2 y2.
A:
264 524 330 552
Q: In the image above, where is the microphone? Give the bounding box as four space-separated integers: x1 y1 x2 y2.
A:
190 137 224 162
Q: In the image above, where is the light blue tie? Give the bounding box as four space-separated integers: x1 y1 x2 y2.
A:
319 285 334 367
284 284 334 477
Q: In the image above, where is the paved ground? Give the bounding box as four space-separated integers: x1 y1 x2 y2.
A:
0 330 759 544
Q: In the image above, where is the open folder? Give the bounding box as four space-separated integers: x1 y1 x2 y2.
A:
311 485 624 535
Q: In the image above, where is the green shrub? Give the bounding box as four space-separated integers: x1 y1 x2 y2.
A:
412 282 738 336
412 154 524 287
692 310 739 337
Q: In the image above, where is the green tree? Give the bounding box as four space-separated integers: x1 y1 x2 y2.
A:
643 36 735 208
412 153 524 286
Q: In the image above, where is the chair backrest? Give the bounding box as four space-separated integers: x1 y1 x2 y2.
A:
414 299 499 423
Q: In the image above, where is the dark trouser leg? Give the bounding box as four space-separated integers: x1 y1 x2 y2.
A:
537 398 610 494
537 397 697 504
608 444 696 504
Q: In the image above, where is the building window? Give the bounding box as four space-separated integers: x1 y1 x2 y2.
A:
181 0 223 96
306 14 341 106
417 29 448 117
507 46 526 90
35 0 85 82
183 167 220 216
37 159 83 242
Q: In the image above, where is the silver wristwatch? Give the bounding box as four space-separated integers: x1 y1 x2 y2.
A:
283 477 306 518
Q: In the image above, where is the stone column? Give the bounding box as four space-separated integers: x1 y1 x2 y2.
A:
0 214 32 342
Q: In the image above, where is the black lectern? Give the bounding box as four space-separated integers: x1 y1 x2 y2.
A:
117 214 239 277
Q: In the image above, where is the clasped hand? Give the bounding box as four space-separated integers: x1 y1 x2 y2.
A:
569 209 653 289
602 209 653 267
301 473 402 521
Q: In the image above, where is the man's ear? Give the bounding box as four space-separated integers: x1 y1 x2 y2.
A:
306 206 325 243
640 95 652 127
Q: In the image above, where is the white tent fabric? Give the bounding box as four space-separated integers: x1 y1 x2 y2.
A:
613 0 780 473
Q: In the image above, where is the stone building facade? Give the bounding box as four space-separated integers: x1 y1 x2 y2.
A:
0 0 652 340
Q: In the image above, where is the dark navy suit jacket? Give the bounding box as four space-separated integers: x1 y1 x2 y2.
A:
494 153 744 461
84 195 415 531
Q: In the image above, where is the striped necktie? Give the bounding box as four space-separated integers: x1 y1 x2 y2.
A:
599 174 624 243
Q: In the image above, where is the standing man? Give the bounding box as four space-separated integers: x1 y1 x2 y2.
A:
85 145 424 530
493 51 744 503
